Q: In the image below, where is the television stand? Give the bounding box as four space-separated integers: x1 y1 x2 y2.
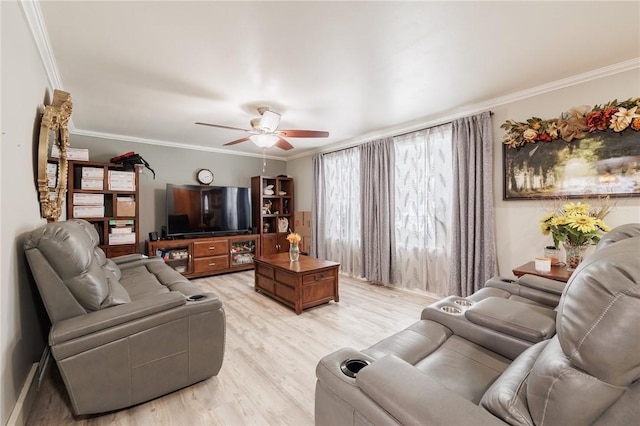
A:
147 234 260 278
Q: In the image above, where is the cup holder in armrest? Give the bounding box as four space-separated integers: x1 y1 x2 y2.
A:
501 278 516 283
186 294 207 302
340 359 371 378
453 299 473 307
440 305 462 314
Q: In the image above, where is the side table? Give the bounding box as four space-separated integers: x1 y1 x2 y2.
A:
512 261 572 283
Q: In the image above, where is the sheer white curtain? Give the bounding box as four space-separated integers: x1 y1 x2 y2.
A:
393 124 453 296
321 148 362 275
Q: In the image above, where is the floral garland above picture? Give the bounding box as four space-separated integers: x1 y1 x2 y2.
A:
502 97 640 200
501 97 640 148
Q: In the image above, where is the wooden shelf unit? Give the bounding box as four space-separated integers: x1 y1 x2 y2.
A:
251 176 295 256
147 234 260 279
67 160 140 258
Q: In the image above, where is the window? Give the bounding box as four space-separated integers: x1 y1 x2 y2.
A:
317 123 453 294
321 148 362 275
393 124 452 294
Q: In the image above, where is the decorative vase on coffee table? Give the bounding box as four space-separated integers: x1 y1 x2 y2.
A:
289 243 300 262
564 243 587 272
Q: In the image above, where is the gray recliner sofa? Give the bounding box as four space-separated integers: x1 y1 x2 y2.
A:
24 219 225 416
315 235 640 425
470 222 640 310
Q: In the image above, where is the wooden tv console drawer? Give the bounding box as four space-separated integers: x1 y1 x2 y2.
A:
194 255 230 273
193 240 229 257
147 234 259 279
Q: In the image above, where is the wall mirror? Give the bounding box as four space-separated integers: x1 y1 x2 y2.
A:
37 89 72 221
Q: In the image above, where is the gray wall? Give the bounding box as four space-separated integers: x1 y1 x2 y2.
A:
286 155 313 211
69 135 286 251
287 68 640 276
1 1 50 423
490 68 640 276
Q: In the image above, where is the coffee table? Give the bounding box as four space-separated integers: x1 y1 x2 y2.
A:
253 253 340 314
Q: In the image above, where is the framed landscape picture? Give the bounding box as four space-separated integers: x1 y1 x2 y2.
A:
503 129 640 200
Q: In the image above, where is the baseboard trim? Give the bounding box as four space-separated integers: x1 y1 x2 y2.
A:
6 363 38 426
6 347 51 426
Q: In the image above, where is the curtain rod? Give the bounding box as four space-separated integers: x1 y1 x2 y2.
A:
321 110 493 156
394 110 494 138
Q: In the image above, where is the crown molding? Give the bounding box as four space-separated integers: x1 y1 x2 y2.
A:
22 2 637 161
20 0 79 132
20 1 62 94
291 57 640 160
70 129 289 161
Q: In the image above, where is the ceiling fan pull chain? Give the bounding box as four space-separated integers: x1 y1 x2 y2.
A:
262 148 267 173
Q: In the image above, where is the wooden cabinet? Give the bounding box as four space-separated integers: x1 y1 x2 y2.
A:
251 175 294 256
67 161 140 258
147 234 259 279
260 233 291 256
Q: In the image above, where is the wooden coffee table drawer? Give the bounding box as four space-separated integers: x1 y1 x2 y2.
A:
193 240 229 257
302 278 335 304
275 281 295 301
256 273 275 293
255 262 274 279
194 255 229 273
302 268 336 284
275 269 297 286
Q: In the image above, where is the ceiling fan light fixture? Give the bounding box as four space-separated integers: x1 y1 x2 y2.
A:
259 110 281 132
250 133 280 148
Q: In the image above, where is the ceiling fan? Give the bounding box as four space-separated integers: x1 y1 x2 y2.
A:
195 107 329 150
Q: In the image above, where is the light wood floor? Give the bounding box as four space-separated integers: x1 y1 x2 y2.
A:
27 271 438 426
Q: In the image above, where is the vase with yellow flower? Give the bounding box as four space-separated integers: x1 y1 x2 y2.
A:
539 200 611 271
286 232 302 262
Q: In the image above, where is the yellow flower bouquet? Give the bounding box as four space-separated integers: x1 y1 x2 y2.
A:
286 232 301 244
539 200 611 248
286 232 302 261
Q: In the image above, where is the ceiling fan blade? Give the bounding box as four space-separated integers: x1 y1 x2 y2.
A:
195 122 250 132
280 129 329 138
223 137 251 146
275 138 294 151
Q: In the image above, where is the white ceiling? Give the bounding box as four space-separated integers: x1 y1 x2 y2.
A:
33 1 640 160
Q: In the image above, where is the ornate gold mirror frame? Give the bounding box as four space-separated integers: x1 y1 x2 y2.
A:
37 89 72 221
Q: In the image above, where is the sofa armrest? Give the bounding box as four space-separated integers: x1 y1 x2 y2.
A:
517 274 566 295
464 297 556 343
110 253 149 265
117 256 166 270
421 298 532 359
356 355 507 426
484 276 561 307
50 292 222 350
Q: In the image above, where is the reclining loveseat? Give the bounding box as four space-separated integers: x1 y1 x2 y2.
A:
315 233 640 425
24 219 226 415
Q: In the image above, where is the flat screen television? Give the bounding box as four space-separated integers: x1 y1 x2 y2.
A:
166 184 252 238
